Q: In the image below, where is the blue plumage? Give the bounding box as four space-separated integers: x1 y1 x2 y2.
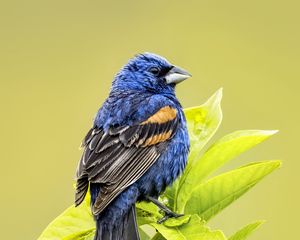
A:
75 53 191 240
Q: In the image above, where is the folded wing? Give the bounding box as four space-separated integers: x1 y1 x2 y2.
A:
75 106 179 215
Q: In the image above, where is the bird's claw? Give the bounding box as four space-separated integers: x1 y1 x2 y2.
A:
157 212 184 224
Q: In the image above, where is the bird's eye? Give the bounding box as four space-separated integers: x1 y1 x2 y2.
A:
148 67 160 76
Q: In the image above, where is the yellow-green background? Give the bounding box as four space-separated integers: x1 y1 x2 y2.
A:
0 0 298 239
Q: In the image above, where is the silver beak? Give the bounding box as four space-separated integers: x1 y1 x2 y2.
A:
165 65 192 84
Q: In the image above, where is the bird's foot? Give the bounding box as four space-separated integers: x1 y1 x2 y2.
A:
145 196 184 224
157 211 184 224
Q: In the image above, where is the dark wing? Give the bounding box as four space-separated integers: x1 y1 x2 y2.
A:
75 106 179 215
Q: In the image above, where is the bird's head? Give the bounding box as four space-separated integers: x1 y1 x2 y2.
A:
112 52 191 94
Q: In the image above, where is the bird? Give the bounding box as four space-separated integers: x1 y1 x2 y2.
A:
75 52 191 240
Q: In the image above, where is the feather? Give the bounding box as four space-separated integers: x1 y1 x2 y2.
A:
75 105 179 215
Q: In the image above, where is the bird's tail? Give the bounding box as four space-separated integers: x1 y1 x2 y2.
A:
94 204 140 240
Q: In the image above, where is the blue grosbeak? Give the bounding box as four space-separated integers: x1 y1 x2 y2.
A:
75 53 191 240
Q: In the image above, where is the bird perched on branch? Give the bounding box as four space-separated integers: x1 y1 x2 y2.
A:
75 53 191 240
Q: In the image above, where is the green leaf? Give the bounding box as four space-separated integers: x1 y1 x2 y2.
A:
139 227 152 240
171 89 223 211
63 229 95 240
184 160 281 220
184 88 223 165
136 201 161 216
38 194 95 240
151 214 226 240
177 129 278 212
136 201 162 226
151 232 166 240
228 221 264 240
163 215 191 227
